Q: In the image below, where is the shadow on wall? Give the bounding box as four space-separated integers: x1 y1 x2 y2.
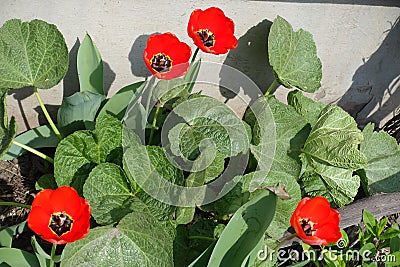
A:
219 19 275 103
249 0 400 7
337 17 400 127
129 34 152 79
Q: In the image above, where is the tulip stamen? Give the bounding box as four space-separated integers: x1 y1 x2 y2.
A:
151 53 172 73
49 212 74 237
197 29 215 47
299 218 316 236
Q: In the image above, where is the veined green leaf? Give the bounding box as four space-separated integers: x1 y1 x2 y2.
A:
268 16 322 92
0 248 39 267
83 163 135 225
54 114 122 193
57 91 105 135
360 123 400 194
77 33 103 94
287 90 325 127
61 212 175 267
0 19 68 89
302 105 367 170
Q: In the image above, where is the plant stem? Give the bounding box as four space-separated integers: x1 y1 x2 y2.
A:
49 243 57 267
33 87 62 140
148 103 161 145
0 201 31 209
265 79 279 96
12 140 54 164
191 47 200 63
188 235 216 242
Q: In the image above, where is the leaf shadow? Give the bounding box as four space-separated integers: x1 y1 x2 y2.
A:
103 61 116 97
219 19 275 103
337 17 400 127
63 38 80 98
128 34 153 78
8 87 34 130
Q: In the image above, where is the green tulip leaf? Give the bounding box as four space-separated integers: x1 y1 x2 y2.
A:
0 88 17 158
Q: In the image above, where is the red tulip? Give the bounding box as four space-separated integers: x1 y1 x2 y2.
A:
143 32 192 80
27 186 91 244
187 7 238 55
290 196 341 246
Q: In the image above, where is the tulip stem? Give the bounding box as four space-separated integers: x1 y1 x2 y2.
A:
0 201 31 209
191 47 200 63
11 140 54 164
33 87 63 141
188 235 216 242
49 243 57 267
265 79 279 96
149 103 161 145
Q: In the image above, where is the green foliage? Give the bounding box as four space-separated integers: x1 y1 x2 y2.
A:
61 212 175 267
77 33 104 94
359 123 400 194
0 19 68 89
0 88 17 158
268 16 322 92
0 248 40 267
287 89 325 126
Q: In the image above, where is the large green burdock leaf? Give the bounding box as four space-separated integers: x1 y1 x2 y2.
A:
360 123 400 194
207 191 276 266
0 19 68 89
268 16 322 93
77 33 104 94
302 105 367 170
61 212 175 267
0 88 17 158
83 163 135 225
57 91 105 135
300 105 366 207
168 96 249 159
287 90 325 127
246 96 308 180
54 114 122 193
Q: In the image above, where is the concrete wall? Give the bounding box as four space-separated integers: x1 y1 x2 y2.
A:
1 0 399 132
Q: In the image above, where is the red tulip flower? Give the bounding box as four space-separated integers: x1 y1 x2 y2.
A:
187 7 238 55
290 196 341 246
27 186 91 244
143 32 192 80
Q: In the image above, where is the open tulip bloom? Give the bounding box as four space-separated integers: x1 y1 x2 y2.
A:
187 7 238 55
27 186 91 245
143 32 192 80
290 196 342 246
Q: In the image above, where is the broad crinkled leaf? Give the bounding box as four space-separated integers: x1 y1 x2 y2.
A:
287 89 325 127
169 96 249 158
268 16 322 92
0 88 16 158
83 163 135 225
61 212 175 267
54 114 122 192
0 19 68 89
57 91 105 135
77 33 104 94
300 154 360 207
302 105 367 170
360 123 400 194
246 96 308 181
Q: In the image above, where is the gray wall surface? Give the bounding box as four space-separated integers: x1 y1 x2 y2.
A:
1 0 399 132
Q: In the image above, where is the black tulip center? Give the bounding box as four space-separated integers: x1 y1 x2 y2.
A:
151 53 172 73
300 218 316 236
49 212 74 236
197 29 215 47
